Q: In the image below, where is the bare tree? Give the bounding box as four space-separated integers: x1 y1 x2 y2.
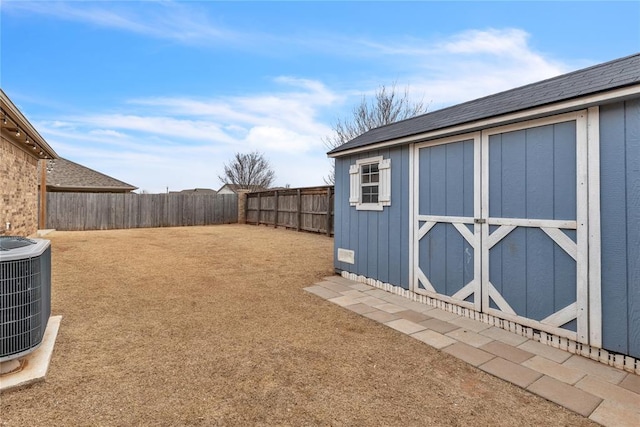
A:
218 151 276 191
324 83 427 184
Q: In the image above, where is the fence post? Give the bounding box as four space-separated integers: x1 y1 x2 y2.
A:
326 186 332 237
256 193 261 226
274 190 278 228
296 188 302 232
237 190 249 224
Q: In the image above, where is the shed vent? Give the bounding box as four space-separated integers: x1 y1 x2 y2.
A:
0 237 51 362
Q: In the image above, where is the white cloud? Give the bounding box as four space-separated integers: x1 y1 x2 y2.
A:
345 28 574 109
33 77 337 192
88 129 128 139
3 1 242 45
78 114 235 145
5 0 576 107
49 120 76 129
244 126 318 152
28 24 585 193
47 132 329 194
441 28 531 55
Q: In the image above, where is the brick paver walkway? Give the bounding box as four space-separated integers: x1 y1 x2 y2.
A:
304 276 640 426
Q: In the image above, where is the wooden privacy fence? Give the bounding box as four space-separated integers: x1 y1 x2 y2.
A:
245 186 334 236
47 192 238 230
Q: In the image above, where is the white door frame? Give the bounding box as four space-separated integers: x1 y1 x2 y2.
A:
412 132 482 311
480 111 589 343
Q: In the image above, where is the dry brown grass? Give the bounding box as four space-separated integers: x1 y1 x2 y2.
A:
0 225 595 426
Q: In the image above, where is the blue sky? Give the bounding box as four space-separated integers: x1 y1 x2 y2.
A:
2 1 639 193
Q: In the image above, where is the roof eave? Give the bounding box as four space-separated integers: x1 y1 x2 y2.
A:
0 89 59 159
328 83 640 158
47 185 138 192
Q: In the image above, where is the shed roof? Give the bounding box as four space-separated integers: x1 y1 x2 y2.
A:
328 53 640 156
46 158 137 192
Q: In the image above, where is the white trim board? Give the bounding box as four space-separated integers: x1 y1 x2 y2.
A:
411 132 482 311
408 142 415 291
575 112 590 344
587 106 602 348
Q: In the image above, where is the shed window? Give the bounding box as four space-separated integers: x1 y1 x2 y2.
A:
349 156 391 211
361 163 379 203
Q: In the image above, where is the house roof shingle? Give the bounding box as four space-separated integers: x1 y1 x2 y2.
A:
328 53 640 156
46 158 137 192
171 188 217 194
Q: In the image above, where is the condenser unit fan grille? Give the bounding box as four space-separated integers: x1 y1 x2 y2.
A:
0 238 51 362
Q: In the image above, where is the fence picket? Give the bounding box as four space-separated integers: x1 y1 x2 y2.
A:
47 187 333 235
47 192 238 230
245 186 334 236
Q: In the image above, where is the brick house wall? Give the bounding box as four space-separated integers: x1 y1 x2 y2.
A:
1 136 39 237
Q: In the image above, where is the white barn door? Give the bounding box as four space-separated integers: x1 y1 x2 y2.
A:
414 112 591 344
413 134 482 311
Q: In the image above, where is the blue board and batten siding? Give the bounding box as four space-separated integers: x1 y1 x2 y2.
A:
334 99 640 359
331 55 640 359
334 146 411 289
600 99 640 358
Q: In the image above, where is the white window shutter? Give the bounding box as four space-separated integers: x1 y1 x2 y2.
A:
379 158 391 205
349 164 359 206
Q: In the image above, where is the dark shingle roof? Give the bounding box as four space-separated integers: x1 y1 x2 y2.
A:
329 53 640 155
46 158 137 192
177 188 217 194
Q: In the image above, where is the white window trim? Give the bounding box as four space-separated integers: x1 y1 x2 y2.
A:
349 156 391 211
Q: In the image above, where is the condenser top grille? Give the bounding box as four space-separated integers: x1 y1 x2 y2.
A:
0 237 49 261
0 236 36 251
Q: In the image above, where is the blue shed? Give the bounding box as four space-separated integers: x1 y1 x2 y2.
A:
328 53 640 369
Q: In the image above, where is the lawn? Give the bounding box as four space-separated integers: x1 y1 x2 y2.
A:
0 225 595 426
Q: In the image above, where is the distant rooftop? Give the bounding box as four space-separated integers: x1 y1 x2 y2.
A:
46 158 137 193
170 188 217 194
